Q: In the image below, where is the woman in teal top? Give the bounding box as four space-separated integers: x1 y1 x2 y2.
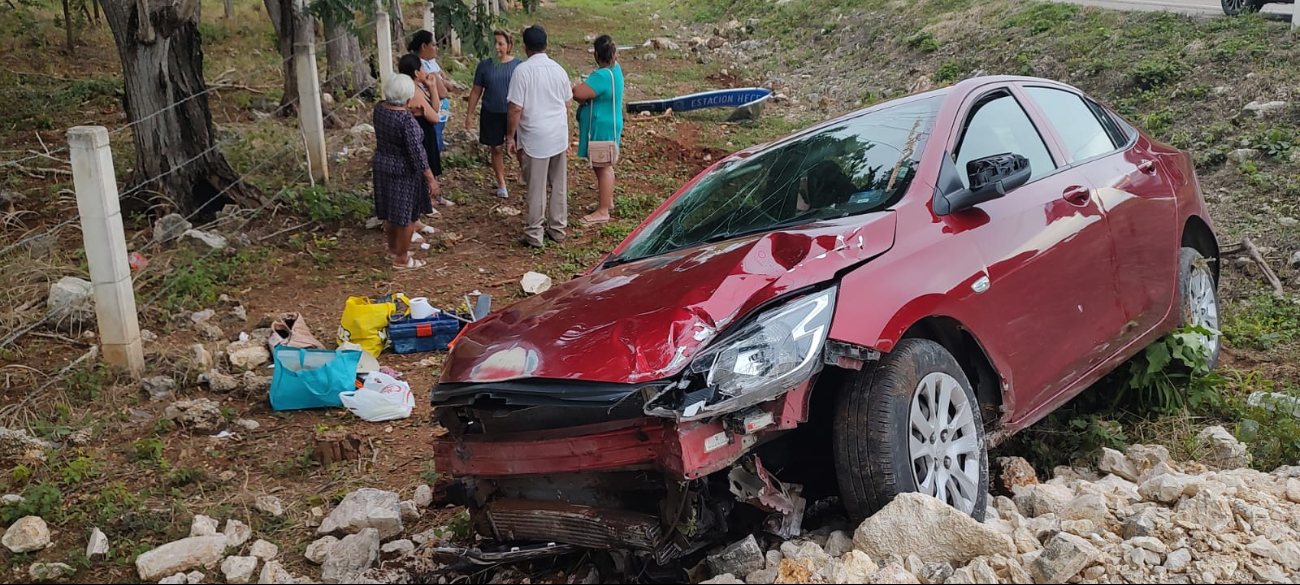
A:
574 35 625 226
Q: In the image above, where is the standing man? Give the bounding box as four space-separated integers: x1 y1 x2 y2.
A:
506 25 572 248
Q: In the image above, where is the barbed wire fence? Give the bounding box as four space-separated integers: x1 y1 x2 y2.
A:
0 10 428 413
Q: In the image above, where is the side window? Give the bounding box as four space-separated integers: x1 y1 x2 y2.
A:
1085 98 1129 147
1025 87 1118 162
954 93 1056 188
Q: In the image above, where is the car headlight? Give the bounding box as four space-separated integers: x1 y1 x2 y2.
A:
650 287 836 420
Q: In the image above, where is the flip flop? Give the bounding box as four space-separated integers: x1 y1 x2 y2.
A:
411 232 426 244
392 255 427 270
580 215 610 227
419 225 437 235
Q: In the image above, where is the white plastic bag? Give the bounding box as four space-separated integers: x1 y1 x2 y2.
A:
339 372 414 422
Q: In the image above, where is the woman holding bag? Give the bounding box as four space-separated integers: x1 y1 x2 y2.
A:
573 35 624 227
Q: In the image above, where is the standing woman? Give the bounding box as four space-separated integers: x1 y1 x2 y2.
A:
573 35 624 226
465 29 522 199
407 30 456 207
372 73 439 270
396 54 443 240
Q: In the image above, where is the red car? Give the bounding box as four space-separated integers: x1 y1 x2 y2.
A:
431 76 1220 561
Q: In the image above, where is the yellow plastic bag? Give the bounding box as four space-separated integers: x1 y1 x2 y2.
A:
338 296 397 358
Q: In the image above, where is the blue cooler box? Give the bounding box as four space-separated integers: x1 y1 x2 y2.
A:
389 313 463 354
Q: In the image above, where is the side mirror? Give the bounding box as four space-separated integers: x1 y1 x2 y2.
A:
933 152 1031 215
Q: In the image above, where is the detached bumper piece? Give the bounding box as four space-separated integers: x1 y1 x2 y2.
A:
481 500 663 551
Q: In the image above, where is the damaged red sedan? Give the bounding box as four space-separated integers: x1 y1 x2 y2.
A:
431 76 1220 562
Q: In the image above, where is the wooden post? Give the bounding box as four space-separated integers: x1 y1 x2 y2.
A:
376 0 394 91
294 41 329 183
1292 1 1298 31
66 126 144 378
424 1 434 34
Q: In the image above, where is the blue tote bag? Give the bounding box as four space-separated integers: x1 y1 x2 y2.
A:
269 346 363 411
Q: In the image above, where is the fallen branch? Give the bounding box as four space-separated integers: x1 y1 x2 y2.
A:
0 345 98 422
258 221 312 242
1243 236 1284 297
8 163 72 177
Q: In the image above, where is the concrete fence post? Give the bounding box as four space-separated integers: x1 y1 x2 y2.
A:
424 1 434 34
294 41 329 184
66 126 144 378
376 0 394 91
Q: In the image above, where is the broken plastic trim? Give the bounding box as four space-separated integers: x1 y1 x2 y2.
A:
430 379 664 407
644 287 837 422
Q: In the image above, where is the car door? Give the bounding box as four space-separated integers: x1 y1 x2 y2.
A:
943 87 1126 420
1022 86 1180 345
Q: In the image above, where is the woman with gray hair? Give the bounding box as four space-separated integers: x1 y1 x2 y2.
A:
372 73 439 270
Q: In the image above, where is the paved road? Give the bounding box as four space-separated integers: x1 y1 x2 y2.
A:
1051 0 1294 20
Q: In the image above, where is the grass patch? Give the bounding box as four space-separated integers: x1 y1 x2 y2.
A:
149 247 272 312
1223 294 1300 351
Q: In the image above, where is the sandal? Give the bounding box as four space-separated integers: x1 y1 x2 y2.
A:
392 255 427 270
580 214 610 227
411 232 426 244
419 225 437 235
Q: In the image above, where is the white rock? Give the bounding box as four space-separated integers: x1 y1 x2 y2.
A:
135 535 229 581
235 419 260 431
708 535 766 577
305 536 338 565
221 557 258 584
160 573 188 584
1196 426 1250 469
1126 547 1162 567
191 515 220 537
520 271 553 295
307 507 325 528
745 568 778 585
1139 473 1193 504
841 550 878 583
29 562 74 581
1013 484 1074 518
1128 536 1167 554
1030 533 1098 583
164 398 225 433
249 540 278 561
202 370 238 393
46 276 95 330
1173 492 1234 531
255 496 284 518
1 494 24 505
869 562 920 584
1244 100 1289 117
824 530 853 558
380 539 414 556
413 485 433 508
700 575 744 585
186 570 205 584
918 562 955 584
1165 548 1192 572
183 229 227 250
780 540 831 572
321 528 379 584
399 500 420 522
223 520 251 548
350 124 376 137
1099 448 1141 482
765 549 782 569
87 527 110 559
1059 493 1108 525
1229 148 1261 162
853 493 1015 564
257 560 294 584
154 213 194 244
1274 541 1300 570
969 558 998 584
3 516 51 553
228 340 271 372
318 489 402 539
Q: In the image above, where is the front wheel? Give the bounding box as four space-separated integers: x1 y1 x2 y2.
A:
1222 0 1262 16
1179 246 1221 370
832 338 988 522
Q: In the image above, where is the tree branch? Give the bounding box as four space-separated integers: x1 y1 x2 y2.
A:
1243 237 1285 297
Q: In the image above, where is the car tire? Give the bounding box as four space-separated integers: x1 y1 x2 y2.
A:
832 338 988 522
1178 246 1222 371
1222 0 1262 15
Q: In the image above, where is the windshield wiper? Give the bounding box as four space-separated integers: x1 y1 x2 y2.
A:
601 254 635 269
701 216 822 245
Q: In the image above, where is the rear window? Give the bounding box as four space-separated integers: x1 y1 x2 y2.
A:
611 96 944 264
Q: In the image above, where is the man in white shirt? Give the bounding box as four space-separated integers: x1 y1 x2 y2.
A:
506 25 573 248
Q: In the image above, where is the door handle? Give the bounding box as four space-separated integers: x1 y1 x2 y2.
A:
1138 160 1157 174
1063 185 1091 207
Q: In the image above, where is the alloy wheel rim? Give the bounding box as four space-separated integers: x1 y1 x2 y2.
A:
1189 267 1220 358
908 372 981 514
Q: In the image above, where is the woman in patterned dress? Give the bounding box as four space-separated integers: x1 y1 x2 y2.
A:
372 74 439 270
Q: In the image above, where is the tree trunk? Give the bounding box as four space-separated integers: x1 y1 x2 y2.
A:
323 17 375 98
222 0 233 18
101 0 260 215
61 0 74 52
93 0 102 23
262 0 299 116
389 0 405 52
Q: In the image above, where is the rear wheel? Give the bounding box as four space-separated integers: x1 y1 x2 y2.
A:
1222 0 1262 15
833 338 988 522
1179 247 1221 370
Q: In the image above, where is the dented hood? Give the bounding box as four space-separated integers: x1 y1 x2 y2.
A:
439 212 897 386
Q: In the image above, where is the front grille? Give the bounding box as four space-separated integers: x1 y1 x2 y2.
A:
481 499 663 551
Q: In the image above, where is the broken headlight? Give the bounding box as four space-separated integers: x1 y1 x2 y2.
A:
664 287 836 419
